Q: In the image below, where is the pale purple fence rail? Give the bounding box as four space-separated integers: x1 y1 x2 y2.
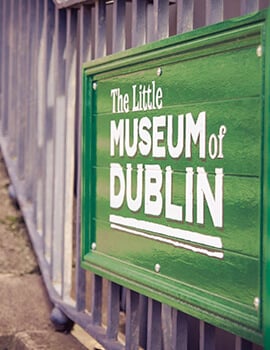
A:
0 0 268 349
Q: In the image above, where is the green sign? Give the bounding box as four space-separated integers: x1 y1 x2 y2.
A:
82 9 270 345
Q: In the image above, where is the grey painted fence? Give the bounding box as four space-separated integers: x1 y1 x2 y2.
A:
0 0 268 349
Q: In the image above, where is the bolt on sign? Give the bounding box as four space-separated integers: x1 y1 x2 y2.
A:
81 9 270 345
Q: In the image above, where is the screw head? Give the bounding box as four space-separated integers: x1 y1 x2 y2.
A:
93 82 97 90
253 297 260 310
91 242 96 250
154 263 161 273
157 67 162 76
256 45 262 57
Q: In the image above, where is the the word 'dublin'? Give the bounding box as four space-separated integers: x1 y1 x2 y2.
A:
110 164 223 228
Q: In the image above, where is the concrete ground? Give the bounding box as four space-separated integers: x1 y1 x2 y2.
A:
0 151 91 350
0 274 88 349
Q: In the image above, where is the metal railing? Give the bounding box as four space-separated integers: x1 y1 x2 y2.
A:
0 0 267 349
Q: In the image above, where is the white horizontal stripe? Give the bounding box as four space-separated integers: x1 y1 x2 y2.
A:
110 215 223 249
111 223 224 259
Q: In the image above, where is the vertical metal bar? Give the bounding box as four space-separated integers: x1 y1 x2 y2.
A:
51 7 66 294
187 315 200 350
125 1 132 49
131 0 146 47
125 289 140 350
80 5 93 62
200 321 215 350
162 304 172 350
8 0 15 156
0 3 2 113
94 0 106 58
0 5 2 131
37 0 46 153
2 0 9 136
241 339 252 350
17 0 28 178
3 0 9 136
13 2 20 163
172 309 188 350
8 0 18 159
0 0 4 134
146 2 155 43
235 336 253 350
176 0 194 34
240 0 259 15
31 0 39 214
25 0 38 203
1 0 5 132
22 0 33 185
36 0 46 236
153 0 169 41
235 336 241 349
112 0 126 53
168 1 177 37
14 0 21 170
193 0 206 30
7 0 15 154
206 0 224 25
259 0 269 10
62 7 77 301
147 299 162 350
75 3 92 312
139 295 148 349
106 281 120 340
14 3 20 165
92 274 103 325
44 0 56 265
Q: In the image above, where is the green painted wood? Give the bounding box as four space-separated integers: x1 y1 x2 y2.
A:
95 167 260 257
263 6 270 350
95 45 261 115
81 9 269 345
95 98 261 176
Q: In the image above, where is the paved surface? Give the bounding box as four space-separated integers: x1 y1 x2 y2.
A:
0 274 87 350
0 151 88 350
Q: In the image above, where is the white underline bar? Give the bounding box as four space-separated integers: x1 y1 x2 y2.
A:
110 214 223 248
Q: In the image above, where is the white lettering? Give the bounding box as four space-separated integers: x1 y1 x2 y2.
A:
152 115 166 158
138 117 152 156
132 81 163 112
110 163 125 209
110 119 124 157
125 118 138 157
167 114 184 158
217 125 227 159
165 166 183 221
110 112 211 159
144 165 163 216
197 167 223 228
185 111 206 159
126 163 143 212
208 134 218 159
110 88 129 113
185 167 194 223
